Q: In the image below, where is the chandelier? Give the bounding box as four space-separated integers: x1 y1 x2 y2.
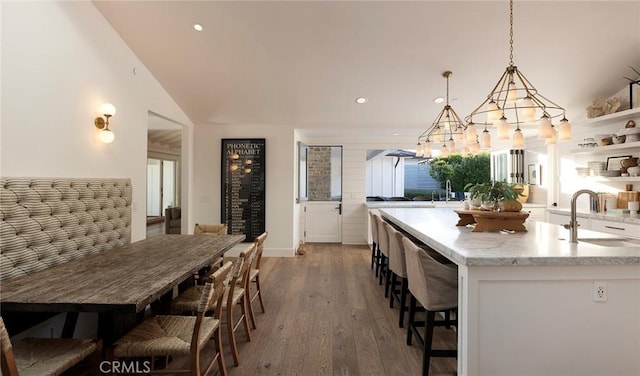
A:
464 0 571 150
416 71 480 158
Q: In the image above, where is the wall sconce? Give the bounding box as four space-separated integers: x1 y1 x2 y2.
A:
94 103 116 143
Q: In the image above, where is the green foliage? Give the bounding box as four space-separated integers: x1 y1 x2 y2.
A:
464 181 521 203
428 154 491 192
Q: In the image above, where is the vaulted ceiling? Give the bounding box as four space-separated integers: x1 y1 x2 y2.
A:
95 1 640 140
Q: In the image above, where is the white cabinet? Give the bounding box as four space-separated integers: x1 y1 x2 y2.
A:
547 211 640 239
590 218 640 240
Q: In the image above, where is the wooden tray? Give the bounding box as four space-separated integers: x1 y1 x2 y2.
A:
455 209 529 232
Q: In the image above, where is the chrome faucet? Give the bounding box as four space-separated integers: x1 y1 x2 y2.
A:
564 189 600 243
445 179 452 203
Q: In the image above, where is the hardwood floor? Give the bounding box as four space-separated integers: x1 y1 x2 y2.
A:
210 243 457 376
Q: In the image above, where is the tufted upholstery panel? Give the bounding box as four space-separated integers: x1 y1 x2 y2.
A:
0 177 132 281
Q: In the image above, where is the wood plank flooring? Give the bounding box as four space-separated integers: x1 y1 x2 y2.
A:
167 243 457 375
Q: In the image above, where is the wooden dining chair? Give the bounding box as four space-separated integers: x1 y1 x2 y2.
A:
112 261 233 376
245 232 268 329
172 244 256 367
192 223 229 284
194 223 228 235
0 316 102 376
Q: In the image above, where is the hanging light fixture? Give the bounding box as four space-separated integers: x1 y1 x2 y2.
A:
464 0 571 150
416 71 467 158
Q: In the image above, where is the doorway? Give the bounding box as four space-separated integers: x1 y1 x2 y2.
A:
146 158 178 223
299 145 343 243
147 113 182 228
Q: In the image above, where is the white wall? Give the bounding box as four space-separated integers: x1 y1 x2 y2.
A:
192 124 296 256
1 1 193 241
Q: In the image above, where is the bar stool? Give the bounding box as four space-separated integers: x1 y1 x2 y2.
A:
374 215 389 292
402 237 458 376
383 221 409 328
369 211 381 276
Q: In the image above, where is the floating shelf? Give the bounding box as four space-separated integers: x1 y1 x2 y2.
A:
570 141 640 154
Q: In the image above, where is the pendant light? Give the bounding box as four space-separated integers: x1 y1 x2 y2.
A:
417 71 467 157
464 0 571 149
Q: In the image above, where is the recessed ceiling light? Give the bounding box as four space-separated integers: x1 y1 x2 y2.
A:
193 24 203 32
392 133 400 136
433 96 445 104
355 97 367 104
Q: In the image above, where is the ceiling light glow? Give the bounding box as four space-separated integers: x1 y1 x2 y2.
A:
355 97 367 104
193 24 203 32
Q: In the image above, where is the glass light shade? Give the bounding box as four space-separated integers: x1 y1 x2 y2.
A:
558 118 571 141
440 144 449 157
447 138 455 151
545 128 557 145
521 97 536 123
537 115 553 139
486 100 500 122
244 168 252 174
434 127 443 143
512 128 524 148
424 140 432 156
466 123 477 142
454 129 464 143
98 129 114 143
506 81 518 104
230 164 239 171
470 139 480 153
497 117 510 140
481 130 492 149
100 103 116 116
415 143 423 157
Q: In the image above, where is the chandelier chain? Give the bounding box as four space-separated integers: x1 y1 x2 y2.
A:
509 0 514 66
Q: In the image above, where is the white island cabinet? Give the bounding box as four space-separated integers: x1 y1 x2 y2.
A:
380 207 640 376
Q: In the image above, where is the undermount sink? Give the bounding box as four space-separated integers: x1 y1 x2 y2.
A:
578 238 640 247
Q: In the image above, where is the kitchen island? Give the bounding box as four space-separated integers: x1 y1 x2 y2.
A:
380 207 640 376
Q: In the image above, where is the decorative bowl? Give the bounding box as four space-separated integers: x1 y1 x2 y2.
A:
612 134 626 144
594 134 612 146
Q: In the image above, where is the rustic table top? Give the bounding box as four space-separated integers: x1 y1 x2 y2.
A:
0 234 245 313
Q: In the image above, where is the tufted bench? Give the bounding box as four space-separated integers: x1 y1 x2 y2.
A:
0 177 132 282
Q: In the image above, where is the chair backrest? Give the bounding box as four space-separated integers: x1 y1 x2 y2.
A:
384 222 406 277
0 317 19 376
194 223 228 236
225 244 256 304
375 215 389 256
369 211 379 243
402 237 458 311
253 232 268 269
200 261 233 315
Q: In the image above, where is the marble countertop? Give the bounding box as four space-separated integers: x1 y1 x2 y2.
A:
367 201 545 209
548 208 640 224
380 207 640 267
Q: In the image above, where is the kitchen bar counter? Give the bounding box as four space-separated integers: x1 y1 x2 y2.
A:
379 207 640 376
380 208 640 266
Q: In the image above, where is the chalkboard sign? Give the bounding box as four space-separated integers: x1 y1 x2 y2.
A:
221 139 265 242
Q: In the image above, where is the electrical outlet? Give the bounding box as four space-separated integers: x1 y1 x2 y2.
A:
593 281 607 302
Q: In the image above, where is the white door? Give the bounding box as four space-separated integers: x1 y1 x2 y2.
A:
304 202 342 243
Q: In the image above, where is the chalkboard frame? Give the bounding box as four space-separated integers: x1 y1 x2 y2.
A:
221 138 266 242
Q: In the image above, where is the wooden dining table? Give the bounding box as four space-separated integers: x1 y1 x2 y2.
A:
0 234 245 346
